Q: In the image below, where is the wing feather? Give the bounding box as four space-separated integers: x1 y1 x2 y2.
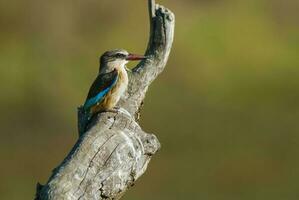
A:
83 70 118 110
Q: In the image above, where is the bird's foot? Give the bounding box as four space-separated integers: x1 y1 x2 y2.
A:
113 106 120 110
105 107 120 114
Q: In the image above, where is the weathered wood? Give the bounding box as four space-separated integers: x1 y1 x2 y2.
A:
35 1 175 199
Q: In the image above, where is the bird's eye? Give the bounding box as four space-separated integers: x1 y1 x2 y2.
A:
116 53 124 58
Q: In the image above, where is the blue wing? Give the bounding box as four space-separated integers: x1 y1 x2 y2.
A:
83 70 118 110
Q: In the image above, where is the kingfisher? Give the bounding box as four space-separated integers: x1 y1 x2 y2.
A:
83 49 146 120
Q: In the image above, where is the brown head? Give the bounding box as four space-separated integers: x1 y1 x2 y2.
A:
99 49 146 74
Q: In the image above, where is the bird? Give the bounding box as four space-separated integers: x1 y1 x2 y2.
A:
83 49 146 120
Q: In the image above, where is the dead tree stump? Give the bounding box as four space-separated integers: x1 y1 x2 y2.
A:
35 0 175 199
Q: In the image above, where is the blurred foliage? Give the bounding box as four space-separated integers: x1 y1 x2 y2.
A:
1 0 299 199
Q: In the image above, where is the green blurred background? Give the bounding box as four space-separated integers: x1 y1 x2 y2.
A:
1 0 299 199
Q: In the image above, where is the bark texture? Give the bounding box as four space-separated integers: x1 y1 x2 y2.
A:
35 0 174 199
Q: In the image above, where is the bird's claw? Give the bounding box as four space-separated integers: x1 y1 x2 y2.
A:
106 107 120 114
114 106 120 110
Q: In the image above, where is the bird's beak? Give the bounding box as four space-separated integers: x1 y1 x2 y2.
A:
126 53 147 61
